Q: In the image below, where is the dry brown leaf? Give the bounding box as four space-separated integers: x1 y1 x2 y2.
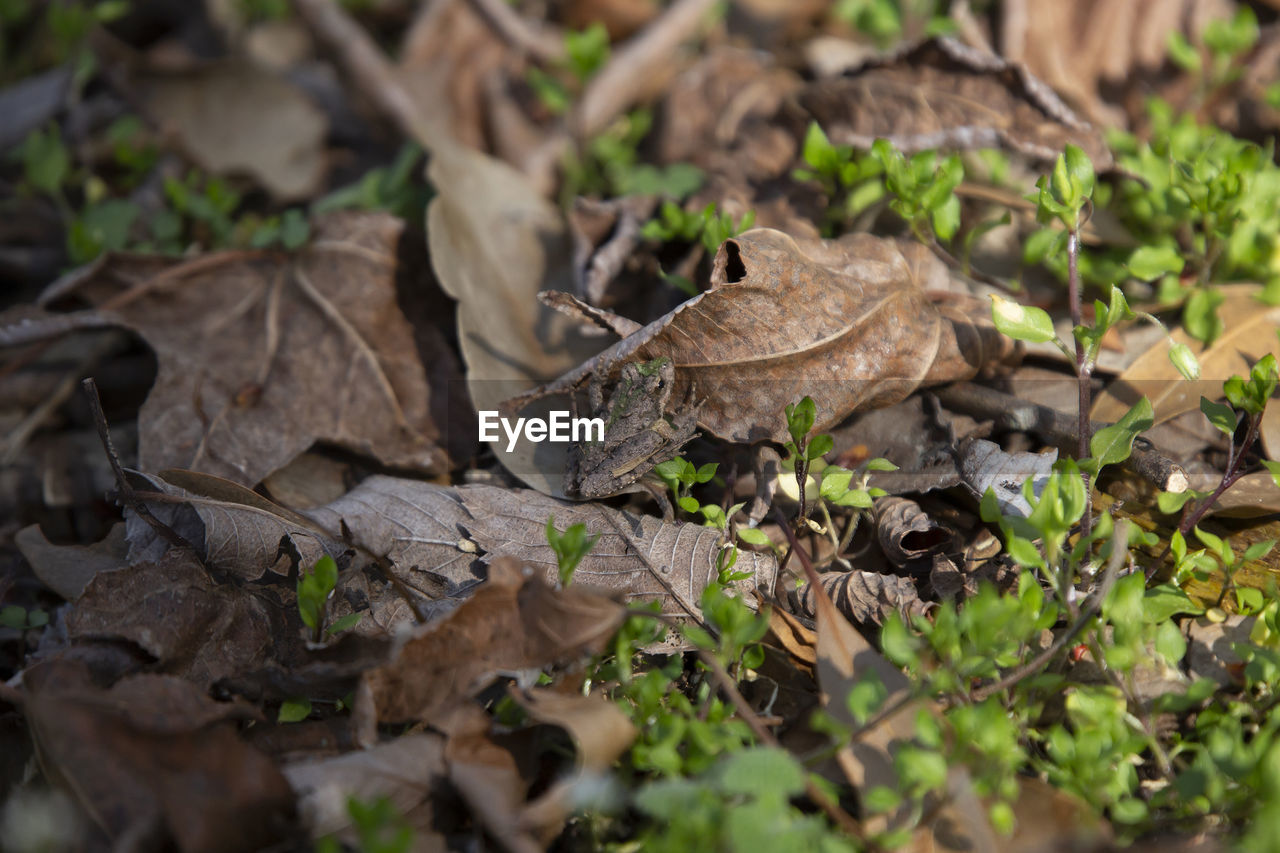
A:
284 734 449 850
793 37 1114 170
766 603 818 666
513 688 639 842
428 142 606 496
15 522 128 600
799 569 926 626
137 60 328 200
873 496 950 566
398 0 513 155
1092 285 1280 425
303 475 778 622
512 228 1016 446
20 658 296 852
513 687 637 773
124 470 338 580
41 213 451 487
442 704 542 853
65 549 284 689
1001 0 1231 128
358 557 624 728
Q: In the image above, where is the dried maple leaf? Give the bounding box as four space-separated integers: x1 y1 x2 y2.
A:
39 212 452 487
792 37 1114 170
510 228 1016 446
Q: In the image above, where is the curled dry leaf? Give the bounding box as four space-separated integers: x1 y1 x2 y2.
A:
792 37 1114 170
358 556 624 728
442 704 542 853
513 688 639 842
510 228 1017 445
873 496 950 567
798 569 926 626
19 658 297 852
38 212 452 487
136 60 328 201
123 470 339 580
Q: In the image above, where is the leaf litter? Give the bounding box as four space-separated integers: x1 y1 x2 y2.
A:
0 0 1277 850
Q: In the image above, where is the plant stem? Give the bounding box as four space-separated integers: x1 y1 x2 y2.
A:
1179 412 1262 538
1066 227 1094 537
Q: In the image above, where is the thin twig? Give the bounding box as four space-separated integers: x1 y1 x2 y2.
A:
463 0 565 63
291 0 449 150
933 382 1188 493
572 0 720 140
81 378 199 555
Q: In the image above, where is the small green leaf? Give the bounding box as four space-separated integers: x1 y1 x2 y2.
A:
280 208 311 249
1128 245 1185 280
831 488 873 508
0 606 26 630
736 527 771 547
820 467 854 500
1063 144 1095 201
807 434 834 460
1006 535 1045 568
1166 30 1202 72
1200 397 1238 436
694 462 719 483
931 193 961 241
1143 584 1204 622
278 697 312 723
1158 490 1199 514
865 457 898 472
1089 397 1154 469
1184 288 1225 344
1194 526 1230 563
678 496 700 514
990 294 1057 343
785 397 817 447
1264 460 1280 489
1244 540 1276 561
326 611 363 636
1155 619 1187 664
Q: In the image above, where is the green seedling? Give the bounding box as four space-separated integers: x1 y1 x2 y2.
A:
642 201 756 256
297 554 363 643
0 605 49 631
545 515 599 586
794 122 887 235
